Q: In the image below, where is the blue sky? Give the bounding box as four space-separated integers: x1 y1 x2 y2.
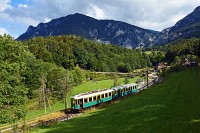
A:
0 0 199 38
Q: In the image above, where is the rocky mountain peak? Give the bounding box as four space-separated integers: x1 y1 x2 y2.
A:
157 5 200 45
17 13 159 48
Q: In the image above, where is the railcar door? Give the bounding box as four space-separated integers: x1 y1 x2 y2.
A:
118 90 121 97
79 99 83 109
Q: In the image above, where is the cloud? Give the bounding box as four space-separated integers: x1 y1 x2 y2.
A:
0 27 9 35
86 4 107 19
0 0 199 37
0 0 12 12
18 4 28 8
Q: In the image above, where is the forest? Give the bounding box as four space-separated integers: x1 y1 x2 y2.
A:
24 35 153 72
0 34 199 124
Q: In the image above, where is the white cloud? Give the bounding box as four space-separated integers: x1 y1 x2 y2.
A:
44 18 51 23
0 0 12 12
0 27 9 35
86 4 107 19
18 4 28 8
0 0 199 37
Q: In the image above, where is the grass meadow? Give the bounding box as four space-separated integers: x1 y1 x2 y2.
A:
32 69 200 133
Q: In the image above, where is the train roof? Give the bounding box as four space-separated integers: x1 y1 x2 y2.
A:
111 86 124 91
111 83 138 90
71 89 114 100
122 83 138 88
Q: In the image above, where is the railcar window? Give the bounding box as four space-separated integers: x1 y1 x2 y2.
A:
84 98 88 103
73 100 75 104
105 93 108 97
89 97 92 102
102 94 104 98
98 95 100 99
109 92 111 96
93 96 97 100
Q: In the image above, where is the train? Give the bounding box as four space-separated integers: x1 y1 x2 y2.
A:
71 76 159 111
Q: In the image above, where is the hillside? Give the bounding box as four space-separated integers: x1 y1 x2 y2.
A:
23 35 152 72
32 69 200 133
17 13 159 48
157 6 200 45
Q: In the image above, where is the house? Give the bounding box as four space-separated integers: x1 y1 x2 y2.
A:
182 58 190 66
156 62 167 72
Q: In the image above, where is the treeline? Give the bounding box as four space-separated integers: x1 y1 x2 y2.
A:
24 35 152 72
164 38 200 64
0 35 71 123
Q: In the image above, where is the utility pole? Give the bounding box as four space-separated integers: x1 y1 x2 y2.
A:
146 67 149 88
197 40 200 76
39 76 47 113
64 70 69 120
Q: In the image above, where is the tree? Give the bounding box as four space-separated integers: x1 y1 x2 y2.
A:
74 64 84 84
0 35 28 123
113 73 119 87
124 77 129 84
173 56 182 65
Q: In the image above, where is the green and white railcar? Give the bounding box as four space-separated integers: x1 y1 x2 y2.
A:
122 83 138 96
71 89 114 110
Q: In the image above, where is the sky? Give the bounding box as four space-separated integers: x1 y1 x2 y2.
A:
0 0 199 38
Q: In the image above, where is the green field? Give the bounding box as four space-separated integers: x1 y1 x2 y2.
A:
32 70 200 133
25 77 139 120
71 77 139 95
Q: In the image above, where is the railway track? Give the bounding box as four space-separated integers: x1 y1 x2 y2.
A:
0 111 82 133
0 76 162 133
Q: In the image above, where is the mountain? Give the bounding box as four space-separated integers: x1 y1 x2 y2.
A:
17 13 159 48
157 6 200 45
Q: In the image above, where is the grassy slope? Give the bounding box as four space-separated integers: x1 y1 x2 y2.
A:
32 70 200 133
25 77 138 120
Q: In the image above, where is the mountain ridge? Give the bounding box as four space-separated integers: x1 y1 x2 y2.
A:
17 13 159 48
18 6 200 47
157 6 200 45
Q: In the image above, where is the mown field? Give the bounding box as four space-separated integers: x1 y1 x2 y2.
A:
32 69 200 133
